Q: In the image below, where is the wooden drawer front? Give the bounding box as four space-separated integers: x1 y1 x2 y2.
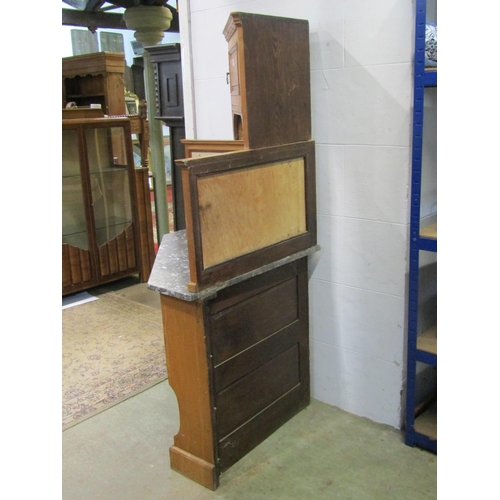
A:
215 344 300 439
210 276 299 366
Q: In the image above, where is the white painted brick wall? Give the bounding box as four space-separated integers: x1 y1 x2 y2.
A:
183 0 414 429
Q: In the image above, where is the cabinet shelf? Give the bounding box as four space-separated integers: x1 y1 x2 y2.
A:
424 68 437 87
420 222 437 239
414 402 437 441
416 326 437 366
89 167 128 175
63 167 128 179
63 216 132 238
66 93 106 99
417 326 437 355
419 222 437 252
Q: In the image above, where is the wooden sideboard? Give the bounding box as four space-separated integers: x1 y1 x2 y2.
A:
148 11 317 490
148 230 317 489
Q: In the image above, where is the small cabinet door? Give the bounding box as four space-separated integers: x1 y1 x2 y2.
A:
62 128 98 292
83 124 138 280
62 118 140 295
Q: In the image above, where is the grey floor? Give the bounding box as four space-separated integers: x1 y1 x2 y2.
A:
62 278 437 500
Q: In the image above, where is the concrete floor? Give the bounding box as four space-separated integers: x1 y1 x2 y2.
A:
62 278 437 500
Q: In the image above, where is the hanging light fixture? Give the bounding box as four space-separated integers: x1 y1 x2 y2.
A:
123 5 173 46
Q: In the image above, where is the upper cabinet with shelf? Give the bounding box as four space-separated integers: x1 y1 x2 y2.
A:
62 52 126 115
405 0 437 453
223 12 311 149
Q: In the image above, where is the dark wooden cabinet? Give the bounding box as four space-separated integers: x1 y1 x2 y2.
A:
147 43 187 230
223 12 311 149
158 256 310 489
62 117 153 295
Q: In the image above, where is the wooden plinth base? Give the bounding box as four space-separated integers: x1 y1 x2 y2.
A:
170 446 218 490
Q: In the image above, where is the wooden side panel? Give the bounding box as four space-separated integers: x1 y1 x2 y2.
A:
116 231 128 271
134 168 155 282
62 245 72 288
160 295 218 490
98 228 137 278
198 158 306 269
107 239 119 274
62 243 97 294
79 247 92 282
125 225 137 269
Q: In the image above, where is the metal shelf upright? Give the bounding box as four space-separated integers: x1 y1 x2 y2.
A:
405 0 437 454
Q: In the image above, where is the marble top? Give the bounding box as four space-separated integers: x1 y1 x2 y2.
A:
147 230 320 302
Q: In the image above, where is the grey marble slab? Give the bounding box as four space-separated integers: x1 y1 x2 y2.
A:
147 230 320 302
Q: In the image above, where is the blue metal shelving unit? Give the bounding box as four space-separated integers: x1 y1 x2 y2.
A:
405 0 437 454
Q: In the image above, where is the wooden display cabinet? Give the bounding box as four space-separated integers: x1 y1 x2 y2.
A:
62 52 126 115
62 116 151 296
223 12 311 149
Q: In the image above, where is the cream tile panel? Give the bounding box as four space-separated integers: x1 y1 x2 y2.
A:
310 340 403 429
311 64 412 146
193 79 233 139
344 0 413 67
310 279 405 365
344 145 410 224
311 215 407 297
316 144 344 217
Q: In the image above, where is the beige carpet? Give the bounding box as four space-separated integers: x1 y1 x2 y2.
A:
62 293 167 430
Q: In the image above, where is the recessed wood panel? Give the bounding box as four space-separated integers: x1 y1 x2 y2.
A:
198 158 306 269
211 276 299 365
215 344 300 438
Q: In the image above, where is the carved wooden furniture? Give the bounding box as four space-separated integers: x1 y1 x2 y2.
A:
62 52 127 115
149 139 317 490
148 11 316 490
223 12 311 148
62 116 154 295
148 229 317 490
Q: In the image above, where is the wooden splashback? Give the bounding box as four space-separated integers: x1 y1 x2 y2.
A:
176 140 316 292
198 158 307 268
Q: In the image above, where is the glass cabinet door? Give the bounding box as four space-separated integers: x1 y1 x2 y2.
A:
62 129 89 250
85 126 133 247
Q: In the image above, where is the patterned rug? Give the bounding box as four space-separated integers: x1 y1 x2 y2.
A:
62 293 167 430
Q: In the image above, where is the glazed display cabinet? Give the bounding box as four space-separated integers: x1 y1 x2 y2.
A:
62 117 142 296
